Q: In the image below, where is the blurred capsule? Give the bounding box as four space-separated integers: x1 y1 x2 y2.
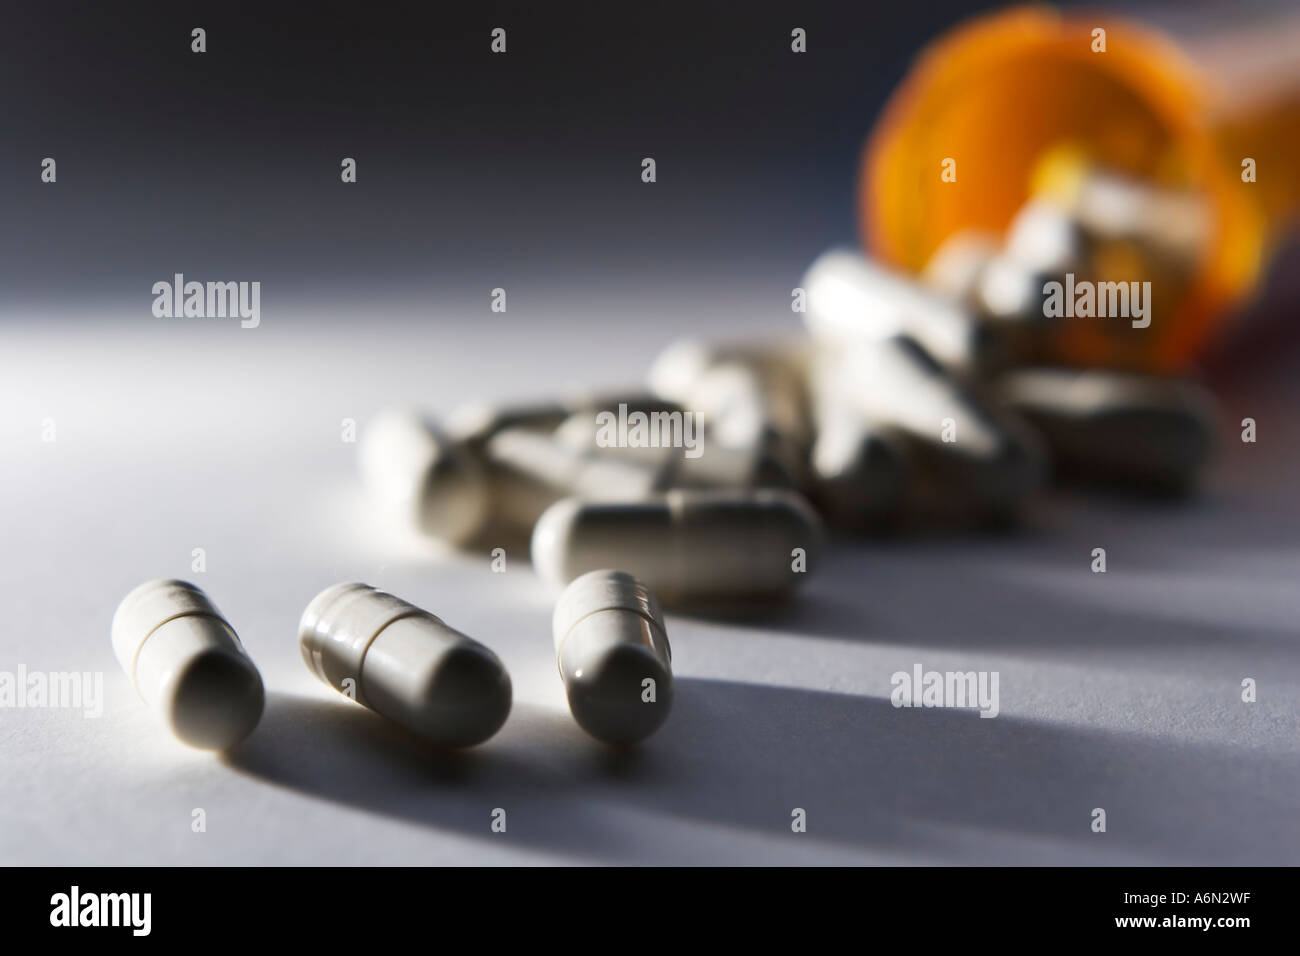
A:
669 440 797 489
803 248 992 371
552 569 672 746
445 399 572 447
974 255 1049 321
808 405 908 530
1032 147 1211 270
647 339 807 422
647 339 812 481
816 335 1045 518
484 426 665 530
994 367 1217 492
532 489 823 605
553 410 677 470
554 409 793 490
360 408 489 546
806 361 908 529
1003 200 1089 278
689 360 807 444
921 229 999 303
971 255 1068 367
686 362 808 484
922 226 1062 368
447 392 682 447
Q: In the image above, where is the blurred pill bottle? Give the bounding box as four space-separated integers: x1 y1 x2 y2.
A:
861 5 1300 370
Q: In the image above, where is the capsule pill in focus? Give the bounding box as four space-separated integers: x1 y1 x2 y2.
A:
552 569 672 746
111 579 264 750
299 583 512 748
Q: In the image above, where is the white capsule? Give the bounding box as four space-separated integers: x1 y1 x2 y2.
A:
111 579 264 750
817 336 1045 516
299 583 511 748
532 489 823 604
995 368 1217 491
803 248 992 371
552 570 672 745
359 408 489 546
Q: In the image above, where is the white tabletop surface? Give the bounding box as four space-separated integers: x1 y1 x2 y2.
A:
3 298 1298 865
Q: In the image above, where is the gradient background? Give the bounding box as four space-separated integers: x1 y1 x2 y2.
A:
2 1 1299 865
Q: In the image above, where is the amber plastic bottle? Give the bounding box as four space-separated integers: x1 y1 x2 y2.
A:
861 6 1300 369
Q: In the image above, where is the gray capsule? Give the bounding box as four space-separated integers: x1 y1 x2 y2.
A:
532 489 823 604
994 367 1217 491
299 583 512 748
552 570 672 746
803 248 993 372
111 579 264 750
816 336 1045 517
